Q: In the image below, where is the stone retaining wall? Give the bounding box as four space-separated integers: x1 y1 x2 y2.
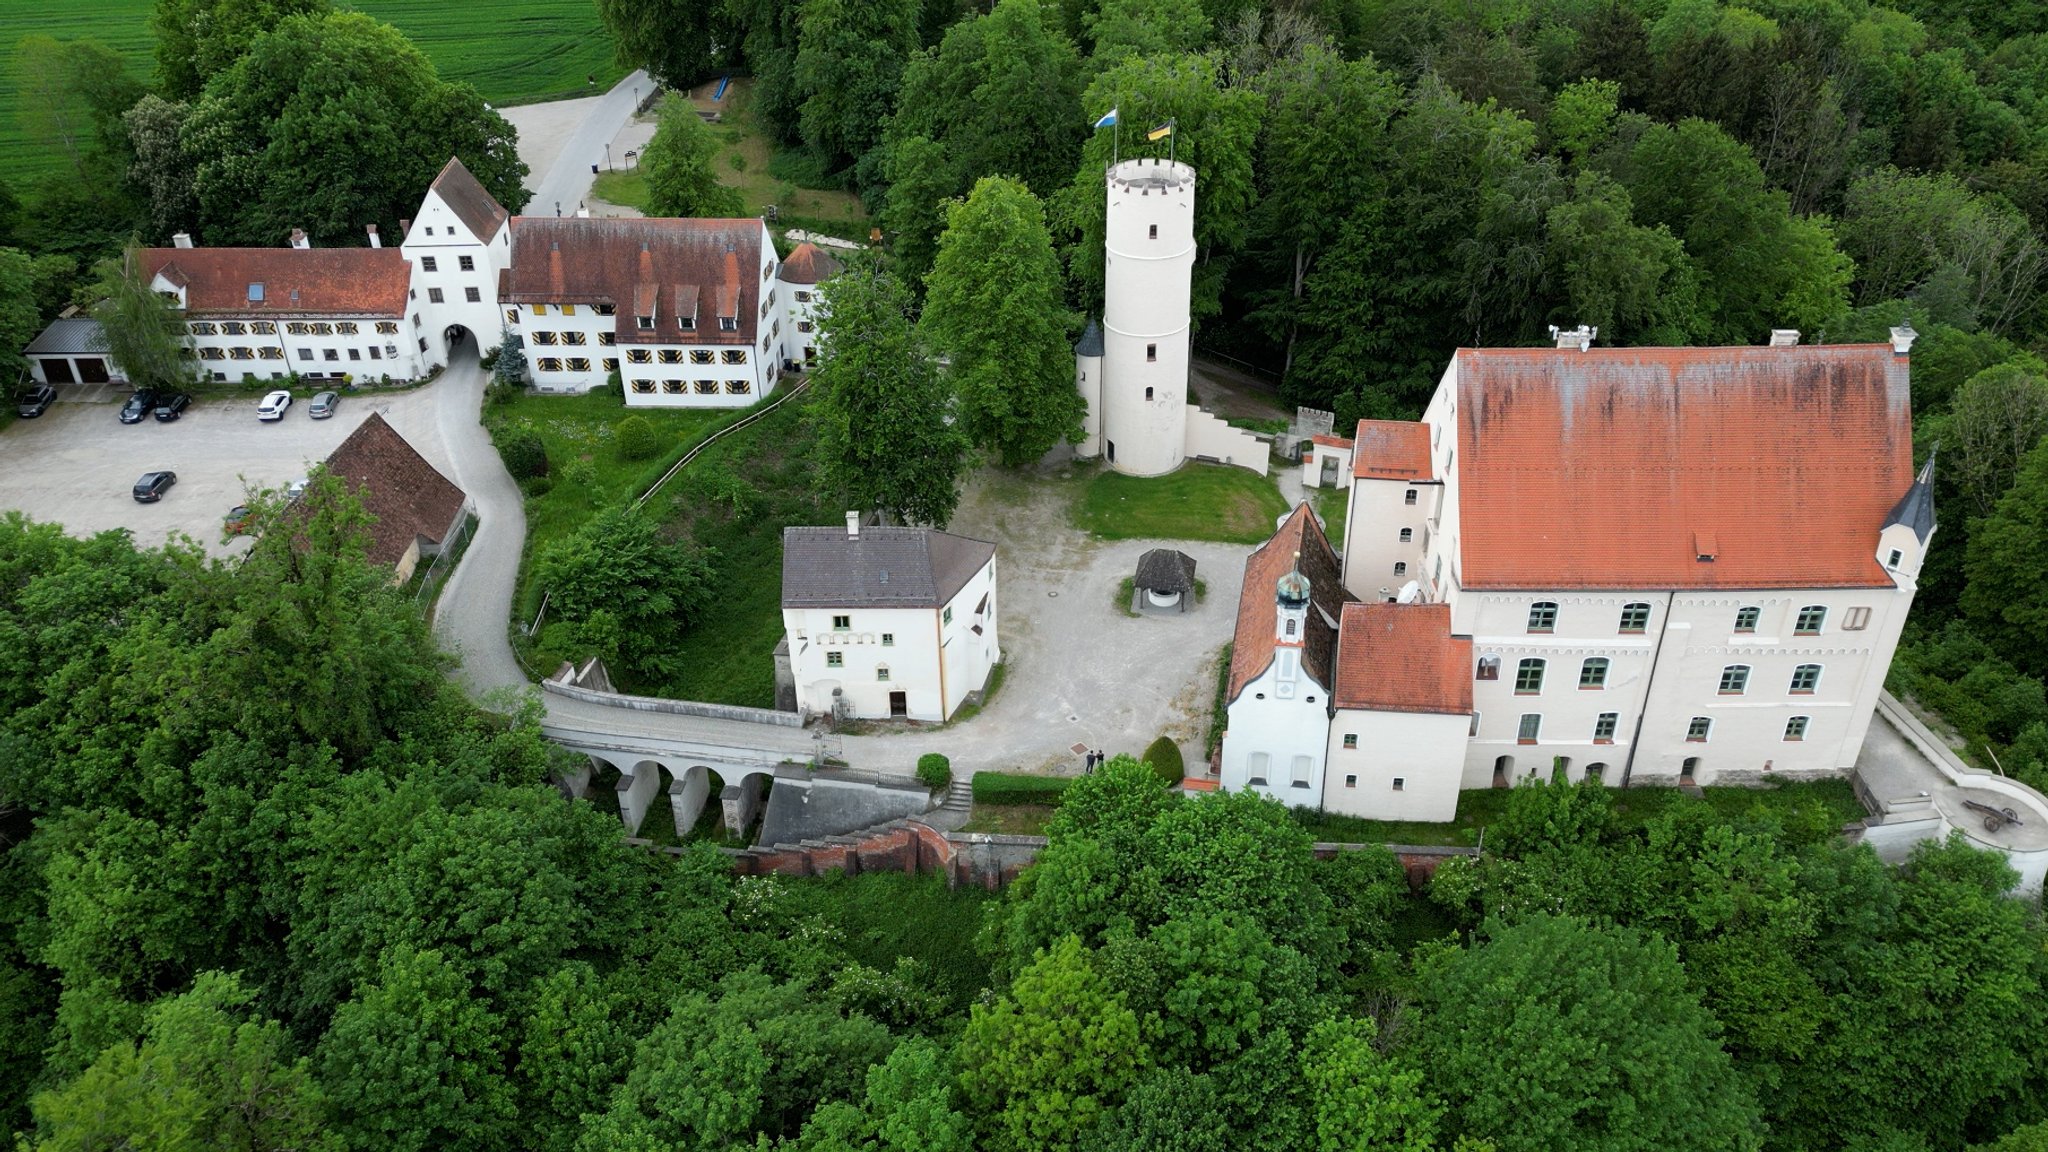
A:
541 677 802 727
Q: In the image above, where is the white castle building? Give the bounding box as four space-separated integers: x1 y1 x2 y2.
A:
1220 328 1935 820
24 158 837 411
1074 159 1267 476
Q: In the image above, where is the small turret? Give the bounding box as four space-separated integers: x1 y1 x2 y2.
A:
1075 318 1104 458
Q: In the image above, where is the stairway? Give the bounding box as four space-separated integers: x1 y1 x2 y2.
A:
941 779 973 815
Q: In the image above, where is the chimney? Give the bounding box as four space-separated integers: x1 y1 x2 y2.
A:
1769 328 1800 347
1891 323 1918 357
171 232 194 249
289 228 310 249
399 218 412 239
366 224 381 249
1549 324 1597 351
846 510 861 539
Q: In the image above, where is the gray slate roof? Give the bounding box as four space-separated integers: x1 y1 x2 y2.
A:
23 318 104 357
1135 548 1196 593
1884 445 1938 544
1074 318 1103 357
783 525 996 608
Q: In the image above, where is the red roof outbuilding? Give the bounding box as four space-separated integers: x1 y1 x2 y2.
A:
1331 603 1473 716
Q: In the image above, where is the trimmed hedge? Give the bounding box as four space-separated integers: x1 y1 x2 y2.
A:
500 429 549 478
1142 737 1185 786
616 414 660 461
917 753 952 791
971 772 1072 807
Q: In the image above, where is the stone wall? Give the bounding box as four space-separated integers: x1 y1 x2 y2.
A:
540 676 803 727
716 820 1477 890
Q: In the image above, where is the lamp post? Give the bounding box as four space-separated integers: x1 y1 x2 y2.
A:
605 143 612 171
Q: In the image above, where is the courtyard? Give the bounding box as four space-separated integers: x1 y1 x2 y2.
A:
0 383 455 554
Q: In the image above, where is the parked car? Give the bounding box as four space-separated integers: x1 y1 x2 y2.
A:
223 504 251 535
17 384 55 419
153 393 192 422
257 390 292 421
132 471 177 503
285 477 309 501
119 389 159 424
308 391 340 419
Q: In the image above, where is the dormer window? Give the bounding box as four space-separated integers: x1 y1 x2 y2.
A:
638 315 654 330
1887 548 1903 568
720 316 737 332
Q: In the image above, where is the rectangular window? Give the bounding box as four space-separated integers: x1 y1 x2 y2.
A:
428 288 445 303
566 358 591 372
421 256 438 271
1719 665 1750 694
369 347 381 360
376 321 398 335
631 380 655 394
1844 606 1870 631
221 321 246 335
691 350 714 364
598 333 616 346
1796 606 1827 635
723 349 747 364
720 316 737 331
533 303 549 315
726 380 749 394
336 322 359 335
1527 602 1558 633
1342 733 1358 749
881 633 894 647
347 348 360 360
536 357 563 372
1735 606 1760 632
199 347 225 360
1518 714 1542 743
322 348 338 361
877 666 890 682
190 321 217 336
658 350 683 364
1247 752 1269 786
297 348 312 360
1618 602 1650 633
1784 716 1810 741
1149 224 1159 239
1790 664 1821 693
1290 755 1312 788
1687 717 1712 742
602 358 618 372
1146 343 1157 361
458 255 475 271
312 322 334 336
1579 658 1609 688
532 331 559 346
943 607 954 625
258 346 282 359
561 304 576 316
1514 658 1545 694
252 321 276 335
692 380 717 394
1887 548 1903 568
465 287 481 303
1399 528 1413 542
665 380 686 394
229 346 253 360
506 309 521 324
1594 712 1618 742
798 320 814 333
1345 774 1357 788
627 349 652 363
596 304 617 316
286 322 311 335
1405 489 1418 505
796 291 812 303
638 316 655 330
832 615 850 630
1392 777 1405 791
826 651 843 668
563 332 587 346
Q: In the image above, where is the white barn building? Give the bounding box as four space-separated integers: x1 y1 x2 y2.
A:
781 516 1001 723
1217 330 1935 820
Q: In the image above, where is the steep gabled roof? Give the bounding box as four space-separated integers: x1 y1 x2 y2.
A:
321 413 468 568
1134 548 1196 594
1332 603 1472 716
782 526 995 609
1228 504 1351 702
1884 446 1938 544
138 247 410 316
1453 344 1915 590
428 156 509 240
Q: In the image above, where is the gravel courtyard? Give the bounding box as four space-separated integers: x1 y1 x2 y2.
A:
844 463 1298 779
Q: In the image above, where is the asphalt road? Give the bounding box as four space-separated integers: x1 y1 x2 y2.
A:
523 70 651 221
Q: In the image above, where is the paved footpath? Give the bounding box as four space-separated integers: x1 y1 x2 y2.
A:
519 70 652 221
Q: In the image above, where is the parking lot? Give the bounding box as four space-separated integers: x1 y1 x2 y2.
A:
0 383 456 555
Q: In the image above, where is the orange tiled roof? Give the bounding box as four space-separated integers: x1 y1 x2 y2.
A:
1331 602 1472 715
777 242 844 284
1453 344 1913 590
1228 504 1351 702
141 247 411 316
1352 419 1434 480
1311 434 1353 449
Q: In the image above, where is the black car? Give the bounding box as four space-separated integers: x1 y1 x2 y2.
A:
132 471 176 503
17 385 55 419
153 393 192 422
118 389 159 424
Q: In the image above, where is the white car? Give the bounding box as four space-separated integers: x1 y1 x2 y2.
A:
257 390 292 421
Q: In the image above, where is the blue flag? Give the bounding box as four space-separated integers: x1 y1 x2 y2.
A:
1093 107 1118 129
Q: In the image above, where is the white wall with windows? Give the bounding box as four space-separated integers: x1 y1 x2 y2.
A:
1323 709 1468 821
781 560 999 723
179 316 427 383
1340 477 1439 602
781 284 824 367
1219 657 1333 810
401 194 510 367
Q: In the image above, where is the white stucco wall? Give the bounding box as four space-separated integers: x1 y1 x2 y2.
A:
1099 159 1194 477
781 283 824 366
783 557 998 723
403 190 510 366
1182 407 1270 475
179 315 427 383
1301 441 1353 490
1218 659 1333 809
1340 477 1438 602
1323 709 1469 821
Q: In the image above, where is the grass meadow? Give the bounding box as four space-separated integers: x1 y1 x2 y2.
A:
1072 461 1292 545
2 0 626 184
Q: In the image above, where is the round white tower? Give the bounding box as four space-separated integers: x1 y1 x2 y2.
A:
1100 158 1195 477
1074 319 1104 458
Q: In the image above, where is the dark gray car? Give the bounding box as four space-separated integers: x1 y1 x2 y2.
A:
17 385 54 418
308 391 341 419
132 471 177 503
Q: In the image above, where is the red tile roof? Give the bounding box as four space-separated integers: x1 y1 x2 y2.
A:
1331 602 1472 715
1311 434 1354 449
427 156 508 240
1228 504 1352 702
504 217 764 346
322 412 468 568
1353 419 1434 480
777 242 844 285
1453 344 1913 589
140 248 410 316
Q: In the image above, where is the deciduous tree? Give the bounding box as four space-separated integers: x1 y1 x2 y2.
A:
640 95 746 217
923 177 1081 465
1949 363 2048 516
532 505 719 683
86 247 195 391
0 249 40 381
793 0 920 169
152 0 332 99
592 0 731 88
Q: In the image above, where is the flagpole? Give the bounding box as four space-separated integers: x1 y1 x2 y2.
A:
1113 96 1121 167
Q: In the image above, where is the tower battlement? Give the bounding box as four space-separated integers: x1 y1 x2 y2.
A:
1107 158 1196 194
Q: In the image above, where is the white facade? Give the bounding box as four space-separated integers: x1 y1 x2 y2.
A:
1324 710 1468 822
166 308 428 384
783 558 999 723
781 282 824 367
1302 439 1354 490
401 190 511 364
1219 576 1333 807
1097 159 1194 477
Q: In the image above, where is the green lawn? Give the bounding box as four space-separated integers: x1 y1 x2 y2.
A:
1315 485 1348 549
590 169 649 211
960 804 1059 836
777 871 994 1011
1 0 625 184
1072 462 1291 545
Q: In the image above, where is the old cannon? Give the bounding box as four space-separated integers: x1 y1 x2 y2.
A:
1962 798 2025 832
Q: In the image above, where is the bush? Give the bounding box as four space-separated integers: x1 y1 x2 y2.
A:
917 753 952 791
971 772 1072 807
499 428 549 479
1141 737 1184 786
521 474 554 498
617 415 660 461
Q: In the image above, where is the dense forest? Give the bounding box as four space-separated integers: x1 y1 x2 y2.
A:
0 483 2045 1151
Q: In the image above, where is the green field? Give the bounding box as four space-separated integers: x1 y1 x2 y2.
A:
1 0 626 185
1072 461 1291 545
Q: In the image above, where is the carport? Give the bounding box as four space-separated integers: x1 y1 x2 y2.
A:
23 318 118 386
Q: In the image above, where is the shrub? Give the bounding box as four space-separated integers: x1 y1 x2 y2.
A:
971 772 1071 806
1142 737 1184 786
917 753 952 791
617 415 660 461
499 428 549 478
521 474 554 498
